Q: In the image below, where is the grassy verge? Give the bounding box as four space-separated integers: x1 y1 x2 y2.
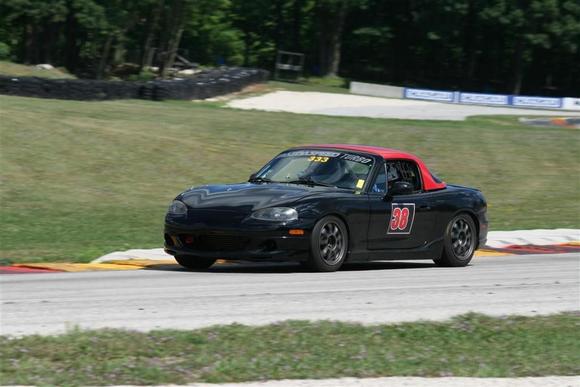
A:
214 78 351 102
1 93 579 263
1 313 578 385
0 61 76 79
269 76 350 94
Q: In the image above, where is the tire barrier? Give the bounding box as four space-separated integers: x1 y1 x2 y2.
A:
0 67 269 101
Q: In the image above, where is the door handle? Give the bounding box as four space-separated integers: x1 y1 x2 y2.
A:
420 205 431 210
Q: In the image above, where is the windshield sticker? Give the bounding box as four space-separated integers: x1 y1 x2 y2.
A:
308 156 330 163
282 150 341 158
356 179 365 189
280 150 373 164
387 203 416 235
339 154 372 164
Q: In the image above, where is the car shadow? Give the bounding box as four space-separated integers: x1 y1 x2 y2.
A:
143 260 437 274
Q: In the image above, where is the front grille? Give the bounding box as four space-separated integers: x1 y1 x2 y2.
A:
196 234 250 252
188 209 247 226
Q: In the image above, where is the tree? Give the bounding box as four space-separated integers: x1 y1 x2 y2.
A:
141 0 165 69
478 0 577 94
158 0 189 78
231 0 277 67
315 0 348 76
0 0 578 96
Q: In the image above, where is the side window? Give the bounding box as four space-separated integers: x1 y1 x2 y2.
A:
386 160 422 193
370 163 387 193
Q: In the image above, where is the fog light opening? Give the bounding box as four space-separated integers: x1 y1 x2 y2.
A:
262 240 277 252
164 234 175 246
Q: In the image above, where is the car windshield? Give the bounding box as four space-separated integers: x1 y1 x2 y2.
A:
256 150 374 189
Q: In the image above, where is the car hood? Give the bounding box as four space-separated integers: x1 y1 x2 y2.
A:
179 182 322 213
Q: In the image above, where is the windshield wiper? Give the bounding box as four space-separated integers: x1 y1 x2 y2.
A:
249 176 274 183
287 177 335 188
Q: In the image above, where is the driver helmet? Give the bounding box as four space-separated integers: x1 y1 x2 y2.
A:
306 157 345 183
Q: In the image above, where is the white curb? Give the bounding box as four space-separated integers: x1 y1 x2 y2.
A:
91 229 580 263
485 228 580 248
92 248 171 263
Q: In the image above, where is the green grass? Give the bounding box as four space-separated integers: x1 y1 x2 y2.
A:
0 93 579 263
1 313 578 385
0 61 76 79
220 78 351 101
269 76 350 94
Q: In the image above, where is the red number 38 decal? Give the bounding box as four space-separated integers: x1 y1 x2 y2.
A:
388 203 416 234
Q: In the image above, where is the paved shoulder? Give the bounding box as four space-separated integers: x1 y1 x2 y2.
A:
2 254 579 336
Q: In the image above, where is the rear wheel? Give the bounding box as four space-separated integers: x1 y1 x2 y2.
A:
174 255 216 270
434 213 476 267
304 216 349 272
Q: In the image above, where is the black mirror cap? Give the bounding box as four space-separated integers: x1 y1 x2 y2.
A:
390 181 414 196
248 173 257 181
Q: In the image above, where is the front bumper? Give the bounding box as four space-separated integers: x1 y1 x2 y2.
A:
477 209 489 248
164 221 313 261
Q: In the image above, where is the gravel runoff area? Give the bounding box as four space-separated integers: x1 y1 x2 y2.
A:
227 91 580 121
115 376 580 387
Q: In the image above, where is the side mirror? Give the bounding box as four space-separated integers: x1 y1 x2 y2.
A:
248 173 258 182
390 181 414 196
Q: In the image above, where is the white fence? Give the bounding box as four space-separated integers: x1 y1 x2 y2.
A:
350 81 404 98
350 81 580 111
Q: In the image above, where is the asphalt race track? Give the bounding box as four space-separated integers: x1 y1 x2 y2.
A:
1 254 578 336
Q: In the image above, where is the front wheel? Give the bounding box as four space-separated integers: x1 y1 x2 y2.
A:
174 255 216 270
434 213 477 267
304 215 349 272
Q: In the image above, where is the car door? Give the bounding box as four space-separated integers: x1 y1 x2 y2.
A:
367 160 437 250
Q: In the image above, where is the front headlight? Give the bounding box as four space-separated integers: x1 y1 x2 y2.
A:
167 200 187 216
251 207 298 222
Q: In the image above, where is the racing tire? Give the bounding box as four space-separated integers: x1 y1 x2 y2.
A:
174 255 216 270
305 215 349 272
434 213 477 267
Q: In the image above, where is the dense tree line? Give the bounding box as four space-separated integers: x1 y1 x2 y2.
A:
0 0 578 96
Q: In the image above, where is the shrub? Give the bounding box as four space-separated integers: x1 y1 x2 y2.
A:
0 43 11 60
127 69 157 82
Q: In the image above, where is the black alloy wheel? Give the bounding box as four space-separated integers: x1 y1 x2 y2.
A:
305 215 349 272
435 213 477 267
451 217 474 259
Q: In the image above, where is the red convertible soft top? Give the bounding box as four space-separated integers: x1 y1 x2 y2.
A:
303 144 447 191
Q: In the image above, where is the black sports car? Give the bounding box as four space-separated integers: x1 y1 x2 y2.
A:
164 144 488 272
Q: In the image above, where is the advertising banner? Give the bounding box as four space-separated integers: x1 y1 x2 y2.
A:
399 84 572 110
404 88 454 102
459 92 509 106
562 98 580 111
512 96 562 109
